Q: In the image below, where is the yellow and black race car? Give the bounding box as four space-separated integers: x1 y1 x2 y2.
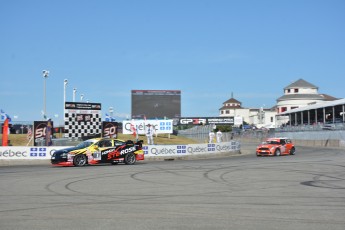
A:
51 138 144 166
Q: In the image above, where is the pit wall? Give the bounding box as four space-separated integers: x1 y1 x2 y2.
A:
0 141 241 164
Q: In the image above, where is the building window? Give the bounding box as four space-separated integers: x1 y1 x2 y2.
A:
271 117 274 122
294 88 298 93
226 110 230 114
287 89 290 93
281 107 287 112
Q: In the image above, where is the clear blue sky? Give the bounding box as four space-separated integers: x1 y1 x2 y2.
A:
1 0 344 125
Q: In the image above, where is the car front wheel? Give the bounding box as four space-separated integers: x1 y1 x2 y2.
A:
73 154 87 167
124 153 136 165
289 147 296 155
275 149 281 156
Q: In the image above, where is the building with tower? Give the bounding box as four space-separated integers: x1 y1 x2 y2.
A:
276 78 337 114
219 94 277 129
219 79 339 128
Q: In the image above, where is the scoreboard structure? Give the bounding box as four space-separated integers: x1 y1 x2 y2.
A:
131 90 181 119
64 102 102 138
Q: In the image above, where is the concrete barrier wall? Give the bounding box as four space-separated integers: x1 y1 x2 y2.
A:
0 141 241 165
144 141 241 160
292 139 341 148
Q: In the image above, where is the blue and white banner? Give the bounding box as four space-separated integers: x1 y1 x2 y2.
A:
144 141 240 157
0 146 72 160
122 119 173 135
0 141 240 160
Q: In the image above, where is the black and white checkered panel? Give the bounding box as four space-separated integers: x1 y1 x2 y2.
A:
64 113 102 138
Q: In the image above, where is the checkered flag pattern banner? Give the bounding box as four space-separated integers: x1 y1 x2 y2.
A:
64 113 102 138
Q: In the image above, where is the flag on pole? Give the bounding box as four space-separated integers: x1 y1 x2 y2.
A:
27 126 32 140
0 109 11 122
105 113 111 122
130 123 137 137
2 118 9 146
130 119 138 141
45 120 53 146
105 113 116 122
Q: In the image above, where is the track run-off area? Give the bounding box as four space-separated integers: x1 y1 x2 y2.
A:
0 146 344 230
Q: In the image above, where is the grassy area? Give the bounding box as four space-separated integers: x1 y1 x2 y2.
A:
0 133 199 146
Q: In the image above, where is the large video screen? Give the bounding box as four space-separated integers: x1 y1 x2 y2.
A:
131 90 181 119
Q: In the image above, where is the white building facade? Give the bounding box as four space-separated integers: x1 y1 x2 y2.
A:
276 79 332 113
219 98 277 129
219 79 338 128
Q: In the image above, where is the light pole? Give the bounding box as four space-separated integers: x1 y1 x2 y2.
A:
54 114 59 127
42 70 49 118
259 104 265 124
80 94 84 102
64 79 68 113
109 107 114 121
73 88 77 102
109 107 114 117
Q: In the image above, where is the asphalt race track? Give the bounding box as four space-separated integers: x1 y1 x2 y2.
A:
0 146 344 230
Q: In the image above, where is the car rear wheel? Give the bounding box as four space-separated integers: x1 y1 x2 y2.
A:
124 153 136 165
73 154 87 167
275 149 281 156
289 147 296 155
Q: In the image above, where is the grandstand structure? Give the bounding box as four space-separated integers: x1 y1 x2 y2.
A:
276 98 345 130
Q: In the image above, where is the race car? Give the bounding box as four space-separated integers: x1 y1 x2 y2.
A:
256 137 295 157
51 138 144 166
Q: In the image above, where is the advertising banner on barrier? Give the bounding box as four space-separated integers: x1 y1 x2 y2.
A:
0 146 72 160
143 141 240 157
1 141 240 160
122 119 173 135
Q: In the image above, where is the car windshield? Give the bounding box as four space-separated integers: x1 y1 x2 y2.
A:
265 140 280 145
76 140 97 148
115 140 125 146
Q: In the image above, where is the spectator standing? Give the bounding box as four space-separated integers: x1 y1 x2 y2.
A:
209 130 215 143
216 129 223 143
145 124 155 145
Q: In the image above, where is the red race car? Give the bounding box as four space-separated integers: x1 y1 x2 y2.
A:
256 137 296 157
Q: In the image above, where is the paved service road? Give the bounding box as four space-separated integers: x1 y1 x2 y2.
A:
0 146 344 230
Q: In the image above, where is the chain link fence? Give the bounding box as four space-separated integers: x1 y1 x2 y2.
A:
176 125 256 143
176 125 345 148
